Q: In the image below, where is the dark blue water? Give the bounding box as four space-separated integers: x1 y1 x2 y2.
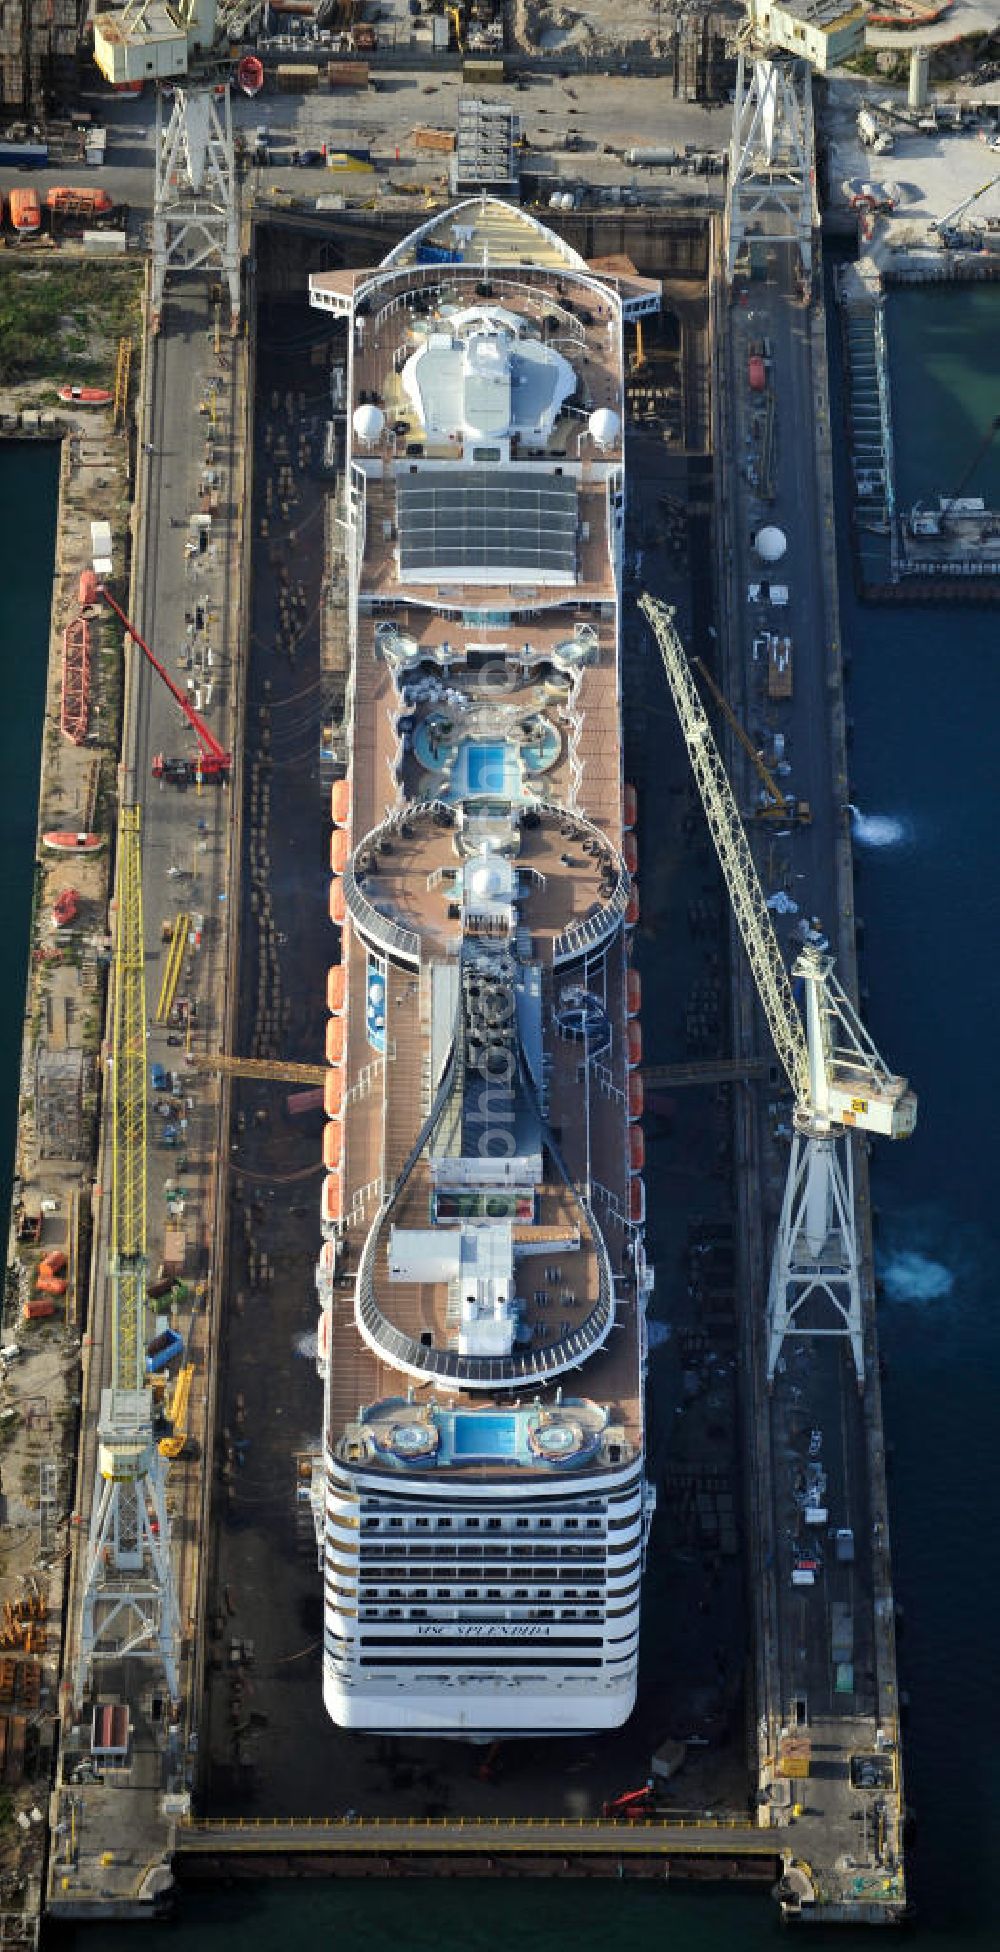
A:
35 280 1000 1946
0 443 59 1218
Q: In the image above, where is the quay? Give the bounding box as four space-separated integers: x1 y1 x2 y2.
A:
0 30 927 1940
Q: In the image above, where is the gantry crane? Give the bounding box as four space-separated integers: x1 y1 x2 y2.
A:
77 805 180 1702
83 576 231 786
692 657 811 826
640 596 916 1385
91 0 239 329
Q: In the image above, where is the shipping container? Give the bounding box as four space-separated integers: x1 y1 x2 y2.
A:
276 62 320 92
327 60 369 88
463 57 505 81
748 354 766 391
0 141 48 168
414 126 456 153
23 1297 56 1321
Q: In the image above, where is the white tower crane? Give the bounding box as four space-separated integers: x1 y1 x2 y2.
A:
640 596 916 1387
91 0 240 330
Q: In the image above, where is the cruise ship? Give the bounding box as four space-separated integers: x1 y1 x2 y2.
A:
308 198 661 1737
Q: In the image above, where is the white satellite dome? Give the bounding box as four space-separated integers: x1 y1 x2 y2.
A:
755 524 787 564
352 402 384 445
588 407 620 449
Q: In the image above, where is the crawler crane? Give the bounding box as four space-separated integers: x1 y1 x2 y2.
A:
640 596 916 1385
82 575 231 786
692 656 811 826
77 805 180 1702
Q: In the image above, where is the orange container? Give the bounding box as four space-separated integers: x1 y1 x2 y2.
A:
327 964 345 1013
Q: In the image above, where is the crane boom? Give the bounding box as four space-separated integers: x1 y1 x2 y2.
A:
199 1054 328 1085
931 168 1000 233
640 596 810 1101
692 656 809 822
112 804 148 1391
94 582 230 778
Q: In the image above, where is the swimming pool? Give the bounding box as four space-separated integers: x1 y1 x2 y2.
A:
466 743 516 796
451 1412 518 1458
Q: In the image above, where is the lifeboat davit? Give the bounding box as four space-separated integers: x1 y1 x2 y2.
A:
327 964 345 1013
330 828 349 873
625 887 640 928
326 1016 345 1065
329 879 346 924
623 833 638 875
322 1172 343 1225
237 52 265 96
331 779 351 825
623 782 638 830
323 1121 343 1170
628 1072 644 1120
629 1177 646 1225
52 887 79 928
629 1125 645 1172
324 1070 343 1117
627 1021 642 1068
627 969 641 1016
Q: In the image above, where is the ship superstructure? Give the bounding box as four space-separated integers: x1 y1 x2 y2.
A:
308 198 661 1736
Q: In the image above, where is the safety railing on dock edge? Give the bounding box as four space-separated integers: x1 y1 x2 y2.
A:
177 1813 760 1835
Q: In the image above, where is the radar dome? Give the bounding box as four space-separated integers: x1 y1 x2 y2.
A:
588 407 620 449
352 402 384 445
755 524 787 564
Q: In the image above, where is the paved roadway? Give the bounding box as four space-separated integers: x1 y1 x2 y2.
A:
53 286 242 1916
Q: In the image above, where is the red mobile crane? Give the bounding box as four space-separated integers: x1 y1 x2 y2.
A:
80 573 231 786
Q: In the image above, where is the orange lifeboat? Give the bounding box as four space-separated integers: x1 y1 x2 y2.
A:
324 1070 343 1117
322 1172 343 1225
330 828 349 873
625 887 640 928
627 1021 642 1068
623 782 638 831
319 1239 336 1274
629 1177 646 1225
326 1016 345 1065
323 1121 343 1170
629 1126 645 1172
628 1072 644 1119
329 879 346 925
627 969 641 1017
327 964 346 1013
623 833 638 875
331 779 351 826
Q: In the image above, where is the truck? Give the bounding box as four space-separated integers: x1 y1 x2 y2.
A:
0 140 48 168
767 634 794 701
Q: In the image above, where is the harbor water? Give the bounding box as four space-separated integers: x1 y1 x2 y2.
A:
23 276 1000 1948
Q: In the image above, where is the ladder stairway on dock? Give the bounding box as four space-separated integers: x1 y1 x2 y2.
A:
839 282 899 580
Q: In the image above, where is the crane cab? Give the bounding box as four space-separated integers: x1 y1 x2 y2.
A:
828 1075 917 1140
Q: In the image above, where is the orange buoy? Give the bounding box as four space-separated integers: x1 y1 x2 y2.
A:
623 782 637 831
629 1125 645 1172
627 1020 642 1067
623 833 638 875
324 1070 343 1117
329 879 346 924
628 1071 644 1119
326 1016 345 1065
327 964 346 1013
322 1172 343 1224
627 969 641 1017
331 779 351 825
625 887 640 928
330 828 349 873
629 1176 645 1224
323 1121 343 1170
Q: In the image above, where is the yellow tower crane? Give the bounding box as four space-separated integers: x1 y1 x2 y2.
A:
77 803 180 1702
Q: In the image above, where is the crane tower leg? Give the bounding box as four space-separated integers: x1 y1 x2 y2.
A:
151 83 240 334
766 1130 864 1387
